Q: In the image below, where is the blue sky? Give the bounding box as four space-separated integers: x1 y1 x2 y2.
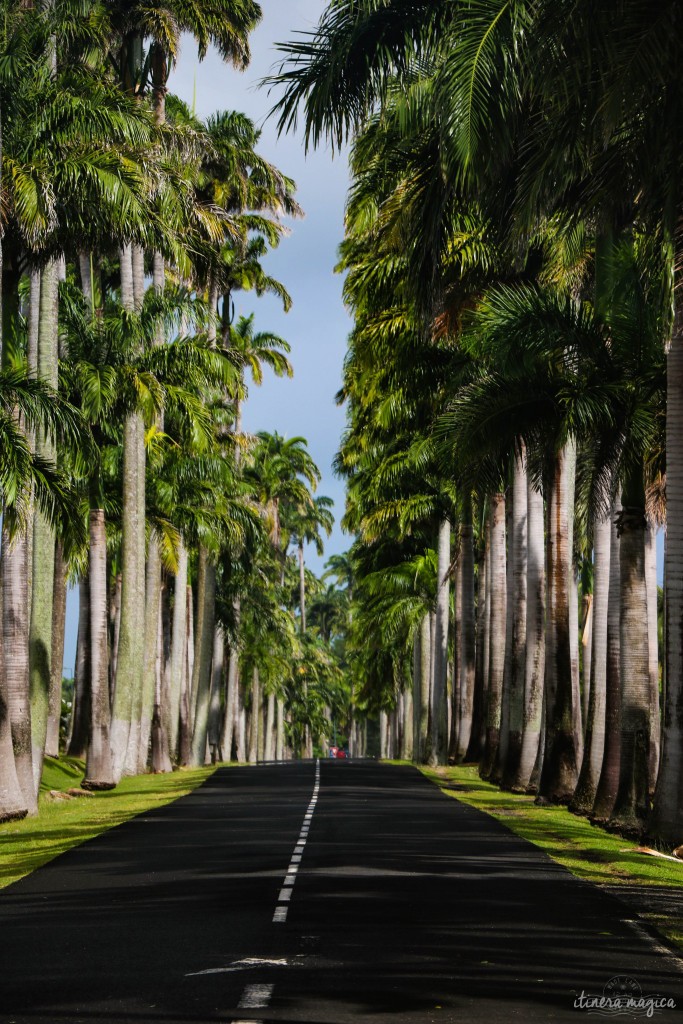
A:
170 1 352 572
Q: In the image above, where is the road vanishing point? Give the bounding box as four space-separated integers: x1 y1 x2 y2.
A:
1 760 682 1023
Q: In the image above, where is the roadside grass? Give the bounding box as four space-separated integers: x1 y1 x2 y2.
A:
0 757 216 890
421 763 683 952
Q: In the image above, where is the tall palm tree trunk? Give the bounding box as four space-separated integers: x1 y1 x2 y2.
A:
276 698 285 761
208 625 224 762
456 497 476 761
45 541 66 757
402 663 414 760
169 544 188 760
645 522 660 791
417 612 431 762
465 538 488 763
83 510 115 789
572 513 610 812
2 528 35 814
67 576 91 759
0 531 29 821
538 444 580 803
138 539 163 773
513 479 545 791
178 584 193 767
265 692 275 761
502 454 528 788
111 245 146 779
581 593 593 731
222 602 240 761
481 495 506 778
448 552 461 760
190 549 216 766
248 667 260 764
611 473 650 834
29 259 59 793
151 583 173 774
429 518 451 766
593 501 622 821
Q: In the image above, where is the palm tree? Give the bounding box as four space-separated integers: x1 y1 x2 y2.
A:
0 364 84 816
290 495 334 634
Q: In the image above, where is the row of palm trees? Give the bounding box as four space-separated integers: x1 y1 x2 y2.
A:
270 0 683 845
0 0 351 822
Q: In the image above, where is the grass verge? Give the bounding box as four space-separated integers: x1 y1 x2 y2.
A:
0 756 216 890
421 763 683 952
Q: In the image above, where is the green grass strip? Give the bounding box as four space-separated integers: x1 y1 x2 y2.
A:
420 763 683 952
0 756 216 890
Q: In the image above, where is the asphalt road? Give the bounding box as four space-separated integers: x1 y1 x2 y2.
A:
1 760 682 1023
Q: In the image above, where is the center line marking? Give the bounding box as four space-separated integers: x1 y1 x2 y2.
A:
272 761 319 924
238 983 274 1009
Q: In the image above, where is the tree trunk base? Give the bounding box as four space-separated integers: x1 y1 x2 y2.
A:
81 779 117 792
0 808 28 824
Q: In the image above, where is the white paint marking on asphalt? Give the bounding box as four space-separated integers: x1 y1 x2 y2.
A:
272 760 319 925
238 983 274 1009
186 957 287 977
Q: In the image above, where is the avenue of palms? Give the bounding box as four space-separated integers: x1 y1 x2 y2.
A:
2 0 683 866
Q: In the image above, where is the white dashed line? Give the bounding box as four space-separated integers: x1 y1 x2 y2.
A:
272 762 320 924
238 983 274 1009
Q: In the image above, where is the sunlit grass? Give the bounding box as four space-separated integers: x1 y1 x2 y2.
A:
0 756 216 890
422 763 683 950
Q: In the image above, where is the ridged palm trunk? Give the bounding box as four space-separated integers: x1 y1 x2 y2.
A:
264 692 276 761
178 584 193 767
402 660 414 760
610 473 650 834
29 259 59 794
208 626 224 762
581 589 593 732
538 445 581 803
448 553 461 760
0 546 26 820
456 498 476 761
501 454 528 788
67 577 90 759
190 549 217 766
111 244 146 779
45 541 66 757
169 544 188 760
571 513 610 812
138 540 163 772
465 538 488 763
645 522 660 791
513 479 545 791
222 600 240 761
151 584 173 774
417 612 431 762
248 667 260 764
83 510 115 789
481 495 506 778
428 519 451 766
3 522 37 815
276 699 285 761
593 502 622 821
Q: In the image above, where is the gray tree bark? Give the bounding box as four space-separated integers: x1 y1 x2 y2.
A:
429 518 451 766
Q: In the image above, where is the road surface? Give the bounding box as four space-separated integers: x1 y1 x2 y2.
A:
1 760 681 1022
